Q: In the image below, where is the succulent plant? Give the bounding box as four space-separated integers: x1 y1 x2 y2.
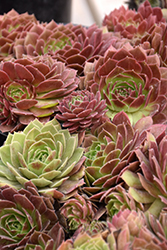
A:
82 111 153 201
60 193 97 231
105 184 144 217
0 9 37 61
57 232 111 250
56 90 107 133
102 0 165 45
0 90 20 132
108 209 162 250
85 44 167 125
141 21 167 67
14 21 113 75
17 223 65 250
0 181 65 249
54 24 113 75
0 118 85 199
121 123 167 217
14 21 75 59
0 55 79 132
148 209 167 248
126 0 167 10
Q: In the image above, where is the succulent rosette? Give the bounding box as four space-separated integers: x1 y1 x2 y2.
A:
54 24 113 75
0 118 85 199
82 111 153 201
0 55 79 132
105 184 144 217
141 21 167 67
60 193 97 231
148 210 167 248
0 9 37 61
58 232 111 250
122 123 167 217
0 91 19 132
108 209 162 250
0 181 65 249
87 45 167 125
14 21 75 59
18 223 65 250
56 90 107 133
102 0 165 45
14 21 113 75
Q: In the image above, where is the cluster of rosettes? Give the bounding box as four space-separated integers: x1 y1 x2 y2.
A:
0 1 167 249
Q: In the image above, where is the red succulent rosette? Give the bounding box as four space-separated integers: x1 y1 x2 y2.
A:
0 9 37 61
14 21 113 75
102 0 165 45
56 90 107 133
84 45 167 125
0 181 65 249
0 55 79 132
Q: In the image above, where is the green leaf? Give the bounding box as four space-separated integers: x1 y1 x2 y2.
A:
12 132 25 148
19 167 38 179
57 141 63 159
25 127 40 140
35 132 55 143
65 147 84 169
121 170 142 188
0 162 17 181
54 133 66 150
23 119 43 135
31 177 52 187
57 161 76 178
61 136 77 161
0 176 21 189
10 141 23 168
129 187 155 204
50 176 68 188
7 162 22 178
22 140 35 159
27 160 46 176
40 170 61 180
43 159 61 172
15 176 29 186
0 145 11 166
4 133 13 145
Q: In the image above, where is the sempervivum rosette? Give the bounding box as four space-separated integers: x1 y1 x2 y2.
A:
108 209 162 250
56 90 107 133
0 9 37 61
82 111 152 201
14 21 76 59
122 123 167 217
102 0 165 45
0 181 65 250
86 45 167 125
141 21 167 67
148 210 167 249
0 55 79 132
14 21 113 75
58 232 111 250
18 223 65 250
105 184 144 217
0 118 85 199
54 24 113 75
60 193 97 231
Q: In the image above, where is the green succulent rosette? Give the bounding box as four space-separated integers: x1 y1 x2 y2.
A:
58 232 111 250
0 118 85 199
